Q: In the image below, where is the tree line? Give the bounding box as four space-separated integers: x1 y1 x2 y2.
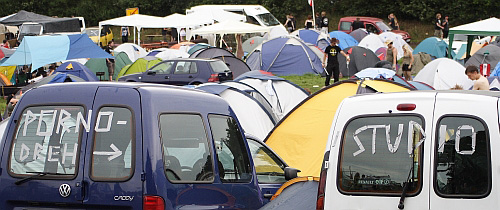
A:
0 0 496 27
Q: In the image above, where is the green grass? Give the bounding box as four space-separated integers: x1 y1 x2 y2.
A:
0 98 6 115
282 74 349 94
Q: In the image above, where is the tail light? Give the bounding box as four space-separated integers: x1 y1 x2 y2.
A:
397 103 416 111
208 74 219 82
144 195 165 210
316 151 330 210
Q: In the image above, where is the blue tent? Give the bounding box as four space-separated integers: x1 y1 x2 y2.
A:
55 61 99 81
293 29 330 51
329 31 359 50
245 36 324 76
1 34 112 70
413 37 455 58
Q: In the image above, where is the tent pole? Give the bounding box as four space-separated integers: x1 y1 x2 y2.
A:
138 27 141 46
133 26 136 44
98 23 102 47
447 33 454 58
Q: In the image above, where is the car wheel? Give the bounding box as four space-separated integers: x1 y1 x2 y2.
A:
126 80 136 82
191 82 202 86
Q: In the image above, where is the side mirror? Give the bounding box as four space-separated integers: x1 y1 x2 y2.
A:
284 167 301 180
147 70 156 75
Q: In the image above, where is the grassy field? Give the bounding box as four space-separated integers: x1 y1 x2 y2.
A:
282 74 349 94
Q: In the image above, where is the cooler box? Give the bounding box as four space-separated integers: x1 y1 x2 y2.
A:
480 64 490 76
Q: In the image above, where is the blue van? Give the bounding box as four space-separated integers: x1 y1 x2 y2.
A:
0 82 264 209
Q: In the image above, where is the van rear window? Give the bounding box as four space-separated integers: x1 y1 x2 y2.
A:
340 21 352 31
9 106 84 177
338 115 424 195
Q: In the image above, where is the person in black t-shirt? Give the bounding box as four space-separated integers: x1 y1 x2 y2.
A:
323 38 350 86
320 11 329 34
352 18 364 30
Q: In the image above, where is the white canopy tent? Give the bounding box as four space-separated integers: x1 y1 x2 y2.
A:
447 18 500 58
99 14 173 45
189 21 270 46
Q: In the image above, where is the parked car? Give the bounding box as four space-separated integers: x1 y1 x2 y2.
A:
118 58 233 85
83 26 113 47
338 16 411 43
317 90 500 209
0 82 277 209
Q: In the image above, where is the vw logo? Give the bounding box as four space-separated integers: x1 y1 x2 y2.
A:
59 184 71 198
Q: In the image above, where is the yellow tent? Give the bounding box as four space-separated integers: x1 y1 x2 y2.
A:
0 66 16 81
265 79 411 177
461 41 485 60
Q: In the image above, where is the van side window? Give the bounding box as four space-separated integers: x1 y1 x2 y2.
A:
435 116 490 197
174 62 194 75
91 107 134 181
9 106 84 177
209 115 252 183
338 116 424 195
160 114 214 182
339 21 352 31
247 139 286 184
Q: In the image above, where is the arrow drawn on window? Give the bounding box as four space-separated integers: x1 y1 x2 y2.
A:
93 144 122 161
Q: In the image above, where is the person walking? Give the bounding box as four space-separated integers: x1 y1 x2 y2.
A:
320 11 329 34
401 45 414 81
434 13 444 39
385 40 398 71
315 12 321 30
285 14 295 33
121 26 129 43
305 15 314 29
442 16 449 39
323 38 350 86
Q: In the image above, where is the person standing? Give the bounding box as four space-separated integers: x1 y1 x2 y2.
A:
305 15 314 29
465 65 489 90
388 13 399 30
352 18 364 30
434 13 444 39
285 15 295 33
385 40 398 71
401 45 414 81
442 16 449 39
323 38 350 86
104 40 115 81
121 26 129 43
315 12 321 30
320 11 329 34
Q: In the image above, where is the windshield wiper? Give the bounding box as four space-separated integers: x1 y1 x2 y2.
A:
398 149 416 209
15 171 70 185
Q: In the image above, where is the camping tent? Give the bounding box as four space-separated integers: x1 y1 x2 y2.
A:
190 47 233 58
0 34 112 70
235 72 309 120
113 43 147 62
329 31 359 50
414 58 473 90
246 36 324 76
349 28 369 42
196 84 276 140
260 177 319 210
242 36 265 54
464 45 500 71
265 79 411 176
413 37 453 58
378 32 412 59
338 46 380 77
447 18 500 58
188 43 212 55
55 61 99 81
21 72 86 93
153 49 189 60
291 29 330 51
116 56 162 78
358 34 385 53
189 48 250 78
85 51 132 81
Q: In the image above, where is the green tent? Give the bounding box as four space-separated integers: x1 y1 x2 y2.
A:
448 18 500 59
116 56 162 79
85 51 132 81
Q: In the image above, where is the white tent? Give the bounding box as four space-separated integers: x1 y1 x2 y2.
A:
414 58 473 90
113 43 147 62
379 32 413 59
358 34 385 53
154 49 189 60
190 21 270 46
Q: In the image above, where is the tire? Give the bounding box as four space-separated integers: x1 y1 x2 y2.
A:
191 82 202 85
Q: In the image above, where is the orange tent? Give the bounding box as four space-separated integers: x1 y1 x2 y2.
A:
170 42 195 49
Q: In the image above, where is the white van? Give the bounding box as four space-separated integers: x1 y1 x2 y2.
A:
318 90 499 209
186 5 284 29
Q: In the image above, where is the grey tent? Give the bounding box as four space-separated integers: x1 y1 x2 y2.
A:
349 28 369 42
0 10 80 33
465 45 500 70
338 46 381 77
190 48 251 78
259 179 318 210
243 36 265 54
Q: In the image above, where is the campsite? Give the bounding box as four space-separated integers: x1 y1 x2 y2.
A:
0 2 498 210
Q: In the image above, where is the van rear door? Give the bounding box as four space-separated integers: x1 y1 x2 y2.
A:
430 93 498 209
81 86 143 209
324 92 435 210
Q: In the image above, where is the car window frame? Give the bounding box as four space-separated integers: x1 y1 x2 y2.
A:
433 114 492 199
247 138 287 184
159 112 215 184
89 105 136 182
150 61 176 74
336 113 425 197
7 104 87 180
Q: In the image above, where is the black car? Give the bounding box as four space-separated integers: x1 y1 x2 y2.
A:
118 58 233 85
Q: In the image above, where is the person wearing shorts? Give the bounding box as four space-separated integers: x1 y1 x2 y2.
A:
104 40 115 81
401 45 414 81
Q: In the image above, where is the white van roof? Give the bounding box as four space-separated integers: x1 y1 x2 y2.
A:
186 5 271 16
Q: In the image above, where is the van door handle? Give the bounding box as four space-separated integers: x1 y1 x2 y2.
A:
188 76 193 78
165 76 169 79
263 194 274 198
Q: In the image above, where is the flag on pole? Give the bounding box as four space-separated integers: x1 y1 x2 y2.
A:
308 0 313 6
